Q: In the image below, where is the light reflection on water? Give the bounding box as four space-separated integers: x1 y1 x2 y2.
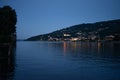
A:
1 41 120 80
49 41 120 60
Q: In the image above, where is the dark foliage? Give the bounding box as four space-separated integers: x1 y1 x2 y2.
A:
0 6 17 43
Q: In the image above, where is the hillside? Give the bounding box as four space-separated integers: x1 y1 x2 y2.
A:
26 19 120 41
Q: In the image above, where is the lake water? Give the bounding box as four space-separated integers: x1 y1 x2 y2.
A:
0 41 120 80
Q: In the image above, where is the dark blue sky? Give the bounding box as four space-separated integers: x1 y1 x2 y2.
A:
0 0 120 39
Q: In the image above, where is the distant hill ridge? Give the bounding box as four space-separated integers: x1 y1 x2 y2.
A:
27 19 120 41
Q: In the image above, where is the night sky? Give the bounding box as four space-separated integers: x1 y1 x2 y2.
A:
0 0 120 39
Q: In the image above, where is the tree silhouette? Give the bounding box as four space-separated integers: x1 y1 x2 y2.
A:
0 6 17 43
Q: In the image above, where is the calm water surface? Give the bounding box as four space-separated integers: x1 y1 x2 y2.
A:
1 41 120 80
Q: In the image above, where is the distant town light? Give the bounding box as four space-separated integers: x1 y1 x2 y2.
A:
63 34 71 37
